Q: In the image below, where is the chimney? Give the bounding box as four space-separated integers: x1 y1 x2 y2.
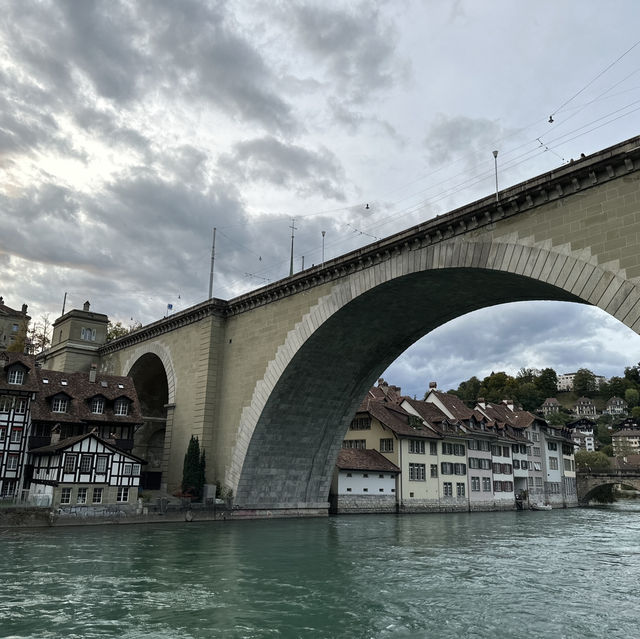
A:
21 304 27 315
0 296 3 305
477 397 486 408
89 364 97 383
83 300 90 311
429 381 437 389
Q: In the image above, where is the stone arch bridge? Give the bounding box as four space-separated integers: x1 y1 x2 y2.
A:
91 136 640 515
577 469 640 503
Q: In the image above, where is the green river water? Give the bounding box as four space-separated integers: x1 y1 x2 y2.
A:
1 504 638 638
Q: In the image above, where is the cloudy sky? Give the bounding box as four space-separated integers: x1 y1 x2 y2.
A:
2 0 640 397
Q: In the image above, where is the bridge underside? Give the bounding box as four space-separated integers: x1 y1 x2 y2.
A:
577 477 640 503
235 267 583 510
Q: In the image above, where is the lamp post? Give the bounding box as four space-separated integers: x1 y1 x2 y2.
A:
321 230 326 266
493 150 499 202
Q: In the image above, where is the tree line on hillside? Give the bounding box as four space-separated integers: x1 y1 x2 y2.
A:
440 365 640 420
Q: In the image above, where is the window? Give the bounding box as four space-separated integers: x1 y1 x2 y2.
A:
549 457 559 470
548 441 558 451
114 399 129 416
64 454 77 473
350 416 371 430
409 440 425 454
15 398 27 414
379 438 394 452
494 481 503 492
503 447 510 458
0 396 11 412
60 487 72 504
533 462 542 471
10 428 22 443
456 482 465 497
532 432 540 442
468 440 479 450
92 487 103 504
8 369 24 385
513 459 520 469
11 323 19 332
502 464 512 474
493 463 501 474
52 397 68 413
117 487 129 502
430 442 438 455
81 327 96 341
123 463 133 476
91 397 105 414
96 456 108 473
342 439 366 450
503 481 513 492
533 447 541 457
521 460 528 470
430 464 438 478
77 488 87 504
6 454 19 471
471 476 480 492
441 462 454 475
482 477 491 492
80 455 92 473
469 457 479 469
443 482 453 497
409 463 426 481
453 443 465 456
0 428 5 442
453 463 466 475
564 458 574 472
443 442 453 455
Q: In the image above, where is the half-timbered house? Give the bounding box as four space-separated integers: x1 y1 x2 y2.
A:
29 432 146 508
0 352 37 498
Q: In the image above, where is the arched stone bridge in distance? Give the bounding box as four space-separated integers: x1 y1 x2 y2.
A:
94 135 640 516
577 469 640 503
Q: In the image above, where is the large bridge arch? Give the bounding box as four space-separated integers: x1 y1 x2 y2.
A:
89 136 640 510
232 234 640 508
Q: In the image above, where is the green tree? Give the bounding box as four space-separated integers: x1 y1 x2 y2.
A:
446 376 481 404
515 382 541 411
624 363 640 385
182 435 206 499
607 376 631 398
600 444 614 457
624 388 639 409
106 320 142 341
575 450 611 471
547 411 573 427
535 368 558 399
573 368 597 397
633 406 640 419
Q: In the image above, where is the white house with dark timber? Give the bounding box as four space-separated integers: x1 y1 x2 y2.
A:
29 432 146 509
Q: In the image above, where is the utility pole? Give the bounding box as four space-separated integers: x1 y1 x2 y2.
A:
208 227 216 299
61 292 67 316
289 218 297 277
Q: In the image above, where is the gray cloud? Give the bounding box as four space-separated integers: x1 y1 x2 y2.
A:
424 114 518 168
220 136 347 201
282 2 403 104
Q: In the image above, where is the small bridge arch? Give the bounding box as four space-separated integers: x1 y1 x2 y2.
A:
577 471 640 503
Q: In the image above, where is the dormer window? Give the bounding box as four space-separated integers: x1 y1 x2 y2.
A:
91 397 105 414
52 397 68 413
8 369 24 385
114 398 129 416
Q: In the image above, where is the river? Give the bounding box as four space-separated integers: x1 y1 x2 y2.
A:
1 504 639 638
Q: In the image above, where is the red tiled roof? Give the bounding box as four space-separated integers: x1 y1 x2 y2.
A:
30 368 142 426
336 448 400 473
